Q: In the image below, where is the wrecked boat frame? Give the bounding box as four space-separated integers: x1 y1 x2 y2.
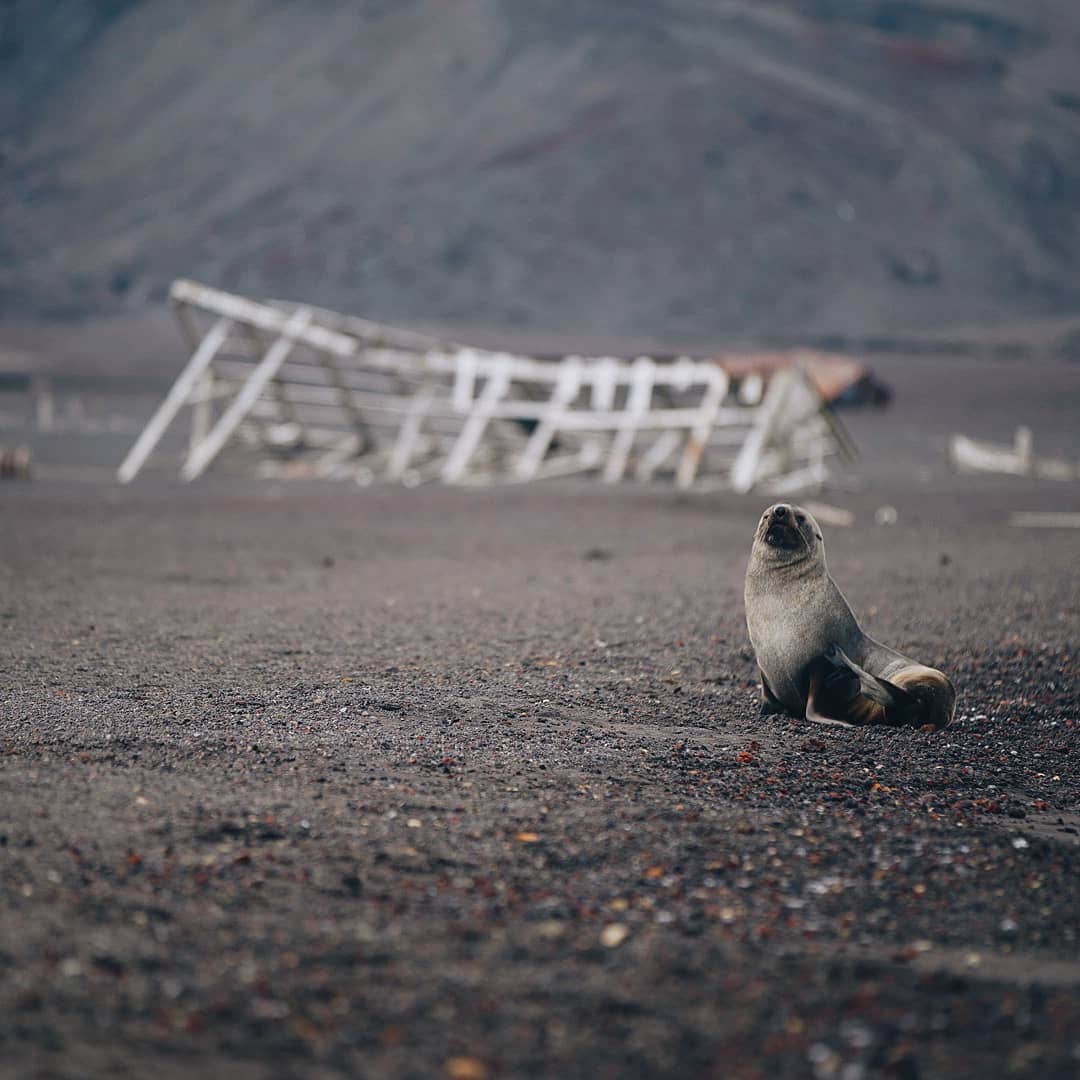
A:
119 280 857 492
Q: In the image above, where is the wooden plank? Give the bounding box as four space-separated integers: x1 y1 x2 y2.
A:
451 349 479 412
589 357 619 410
946 427 1078 479
676 368 729 489
188 371 215 460
441 365 511 483
1009 512 1080 528
172 280 358 359
603 357 655 482
514 358 583 480
180 307 313 481
635 430 683 482
387 385 435 480
117 316 232 483
730 369 798 494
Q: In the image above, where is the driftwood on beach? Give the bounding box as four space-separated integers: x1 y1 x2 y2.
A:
949 426 1077 481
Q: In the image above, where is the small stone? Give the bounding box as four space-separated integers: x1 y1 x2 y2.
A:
600 923 629 948
446 1056 488 1080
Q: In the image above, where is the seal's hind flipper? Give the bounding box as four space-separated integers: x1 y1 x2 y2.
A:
824 645 917 710
805 662 857 726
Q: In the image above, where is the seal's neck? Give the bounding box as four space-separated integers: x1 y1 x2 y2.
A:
748 553 827 585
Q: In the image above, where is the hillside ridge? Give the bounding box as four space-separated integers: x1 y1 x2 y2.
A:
2 0 1079 369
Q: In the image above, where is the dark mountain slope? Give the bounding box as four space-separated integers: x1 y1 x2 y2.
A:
2 0 1079 361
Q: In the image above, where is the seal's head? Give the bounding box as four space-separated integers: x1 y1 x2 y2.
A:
751 503 825 567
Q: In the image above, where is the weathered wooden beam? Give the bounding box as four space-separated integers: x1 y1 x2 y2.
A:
117 316 232 483
180 307 313 481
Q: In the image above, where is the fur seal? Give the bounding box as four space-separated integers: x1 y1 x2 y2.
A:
744 503 956 729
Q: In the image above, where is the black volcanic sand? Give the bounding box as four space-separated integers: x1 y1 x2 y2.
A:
1 480 1078 1079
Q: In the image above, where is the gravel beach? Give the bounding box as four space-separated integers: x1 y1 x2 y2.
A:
2 356 1079 1079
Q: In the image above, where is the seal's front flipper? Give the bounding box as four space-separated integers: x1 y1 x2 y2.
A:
758 669 786 717
824 645 917 710
805 663 855 726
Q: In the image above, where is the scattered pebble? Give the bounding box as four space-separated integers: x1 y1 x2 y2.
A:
445 1057 489 1080
600 923 629 948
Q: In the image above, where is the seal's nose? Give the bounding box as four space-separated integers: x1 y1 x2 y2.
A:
773 505 787 519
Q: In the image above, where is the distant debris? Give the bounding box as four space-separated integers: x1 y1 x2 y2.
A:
715 352 890 408
948 426 1077 481
1009 512 1080 529
0 445 32 480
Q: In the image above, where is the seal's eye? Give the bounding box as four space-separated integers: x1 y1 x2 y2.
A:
796 514 806 524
